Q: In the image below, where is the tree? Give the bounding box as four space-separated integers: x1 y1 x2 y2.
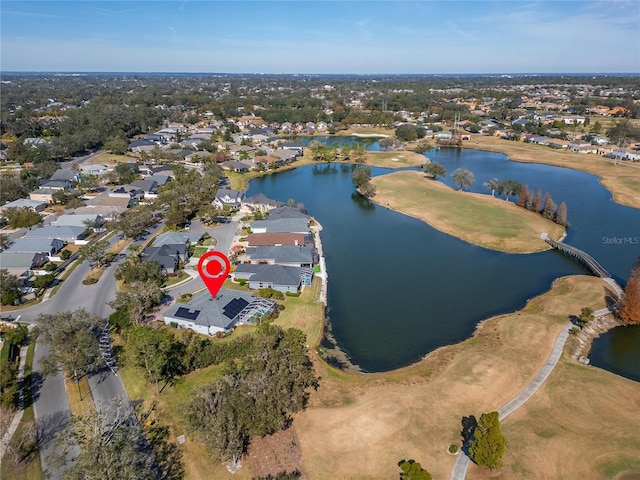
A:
452 168 475 191
116 257 164 286
0 269 23 305
114 162 138 184
32 273 55 289
352 166 372 188
36 309 103 384
109 281 164 325
125 326 186 395
379 137 394 149
541 192 557 220
186 326 318 467
395 124 426 142
104 136 129 155
423 162 446 179
351 144 367 163
532 189 543 212
517 184 532 209
555 201 568 226
2 207 43 229
483 177 500 197
358 182 377 198
576 307 594 328
467 411 505 469
398 459 432 480
51 397 183 480
499 179 522 202
617 257 640 324
80 239 110 271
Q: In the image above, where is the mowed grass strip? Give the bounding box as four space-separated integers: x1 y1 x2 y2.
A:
371 170 565 253
466 134 640 210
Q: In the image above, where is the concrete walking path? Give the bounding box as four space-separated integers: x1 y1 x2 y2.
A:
451 322 573 479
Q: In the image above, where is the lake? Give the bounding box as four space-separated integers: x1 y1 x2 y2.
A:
248 146 640 374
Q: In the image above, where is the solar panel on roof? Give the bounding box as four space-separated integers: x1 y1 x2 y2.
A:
175 307 200 321
222 297 249 319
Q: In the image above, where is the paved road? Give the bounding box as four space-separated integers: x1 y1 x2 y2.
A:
15 234 122 478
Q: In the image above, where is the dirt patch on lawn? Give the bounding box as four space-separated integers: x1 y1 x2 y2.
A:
244 427 303 479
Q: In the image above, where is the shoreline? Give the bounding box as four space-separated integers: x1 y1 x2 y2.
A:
462 135 640 210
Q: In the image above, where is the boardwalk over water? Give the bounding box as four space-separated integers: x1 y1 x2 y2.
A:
541 233 611 278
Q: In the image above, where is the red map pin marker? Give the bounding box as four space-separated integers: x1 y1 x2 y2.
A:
197 251 231 298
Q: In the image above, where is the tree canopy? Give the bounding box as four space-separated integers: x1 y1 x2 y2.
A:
467 411 506 469
36 309 104 382
185 325 318 467
452 167 475 191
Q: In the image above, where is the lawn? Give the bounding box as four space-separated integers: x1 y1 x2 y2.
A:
466 134 640 210
84 152 133 165
273 278 324 347
371 170 565 253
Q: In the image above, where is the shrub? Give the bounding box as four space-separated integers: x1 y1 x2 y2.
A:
448 444 458 454
285 291 301 297
60 249 72 260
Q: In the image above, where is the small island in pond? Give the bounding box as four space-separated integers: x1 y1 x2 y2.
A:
371 170 566 254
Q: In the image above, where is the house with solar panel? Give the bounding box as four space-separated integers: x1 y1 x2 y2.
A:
162 288 276 335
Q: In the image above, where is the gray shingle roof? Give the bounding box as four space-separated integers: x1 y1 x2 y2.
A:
245 245 313 265
163 288 275 330
250 218 310 234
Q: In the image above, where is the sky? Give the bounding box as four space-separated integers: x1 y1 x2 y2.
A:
1 0 639 74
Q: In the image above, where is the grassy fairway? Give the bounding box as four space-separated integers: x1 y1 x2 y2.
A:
371 170 565 253
84 152 132 164
466 135 640 210
294 275 640 480
364 150 425 168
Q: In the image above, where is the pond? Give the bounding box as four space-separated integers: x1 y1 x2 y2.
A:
247 146 640 375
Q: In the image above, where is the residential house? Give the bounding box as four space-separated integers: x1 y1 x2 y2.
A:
162 288 276 335
129 179 159 200
25 225 89 245
128 138 157 153
244 245 314 268
249 217 311 234
254 155 285 169
233 264 312 293
5 238 65 259
39 179 72 191
147 175 171 187
154 231 202 247
80 164 109 176
246 232 312 247
140 245 182 275
55 213 104 230
0 198 47 213
272 148 300 163
85 191 135 213
29 188 57 204
242 193 284 213
50 169 80 184
213 189 245 209
267 206 310 220
0 252 48 277
221 161 250 173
